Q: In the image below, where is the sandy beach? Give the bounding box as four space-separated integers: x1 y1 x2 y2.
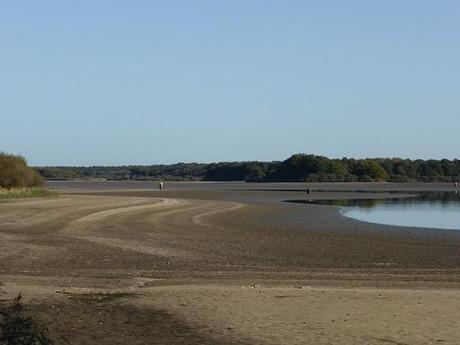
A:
1 182 459 344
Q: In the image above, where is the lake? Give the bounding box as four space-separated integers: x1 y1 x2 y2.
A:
307 192 460 231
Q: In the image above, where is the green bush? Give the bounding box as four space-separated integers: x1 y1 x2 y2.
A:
0 153 43 189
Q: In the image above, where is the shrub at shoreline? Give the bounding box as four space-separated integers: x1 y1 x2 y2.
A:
0 152 55 199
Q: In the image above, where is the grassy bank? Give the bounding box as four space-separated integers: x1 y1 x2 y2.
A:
0 187 57 200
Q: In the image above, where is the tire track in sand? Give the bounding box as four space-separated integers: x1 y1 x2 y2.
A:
63 198 245 259
0 195 247 262
67 198 180 226
62 198 190 258
192 202 245 228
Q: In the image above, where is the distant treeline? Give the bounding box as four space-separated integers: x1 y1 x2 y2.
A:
0 152 44 188
38 163 208 181
36 154 460 183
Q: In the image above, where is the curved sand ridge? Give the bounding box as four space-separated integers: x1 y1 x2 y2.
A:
63 197 187 258
0 195 244 266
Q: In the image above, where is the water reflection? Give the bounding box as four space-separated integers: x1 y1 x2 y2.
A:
286 192 460 231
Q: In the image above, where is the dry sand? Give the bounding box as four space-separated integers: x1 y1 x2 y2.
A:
1 182 459 344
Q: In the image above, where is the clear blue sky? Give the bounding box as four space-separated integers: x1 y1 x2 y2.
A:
1 1 459 166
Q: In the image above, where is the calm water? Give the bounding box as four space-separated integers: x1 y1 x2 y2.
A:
309 192 460 231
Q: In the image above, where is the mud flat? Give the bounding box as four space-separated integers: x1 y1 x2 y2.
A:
1 182 459 344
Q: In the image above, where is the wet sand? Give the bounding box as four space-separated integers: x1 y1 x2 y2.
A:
1 181 459 344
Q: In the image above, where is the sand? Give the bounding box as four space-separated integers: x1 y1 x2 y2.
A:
0 182 459 344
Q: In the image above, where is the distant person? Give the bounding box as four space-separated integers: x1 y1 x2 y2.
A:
306 188 312 194
159 181 164 190
455 181 458 189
